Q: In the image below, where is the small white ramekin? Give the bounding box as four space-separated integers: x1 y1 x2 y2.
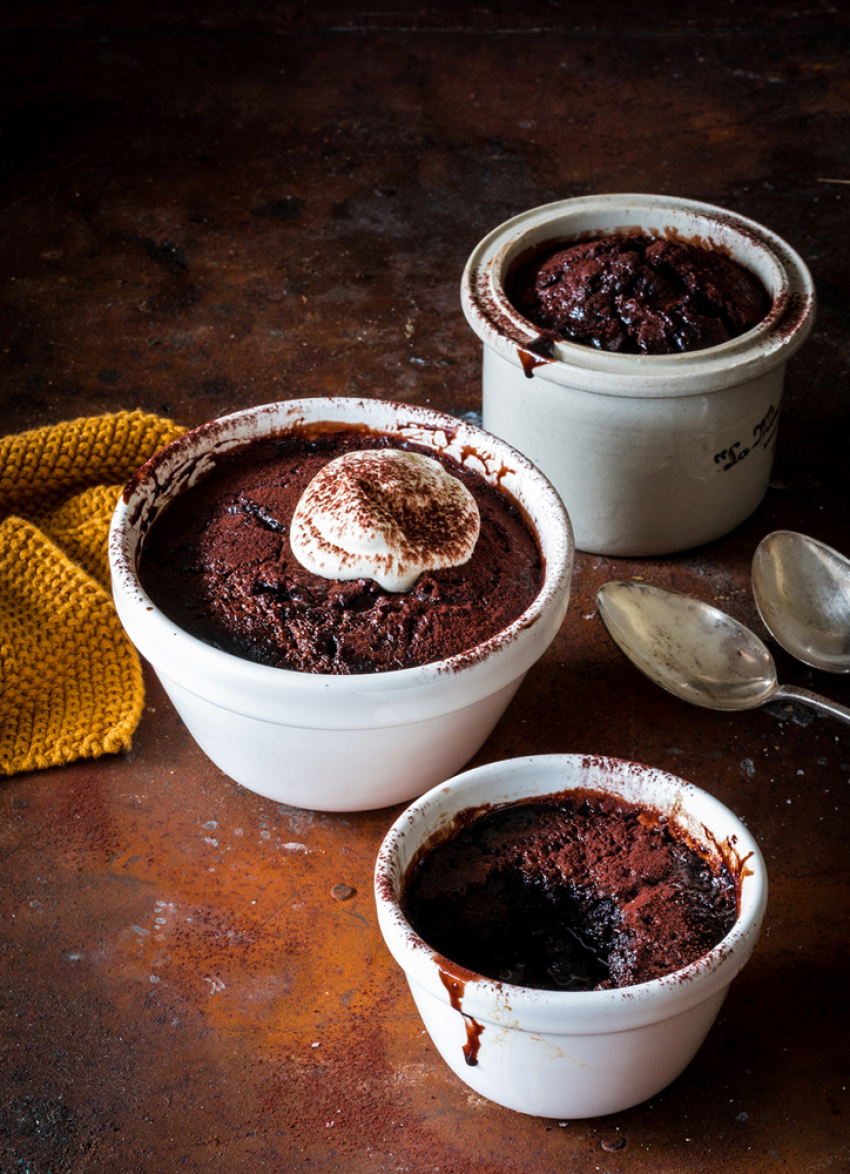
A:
108 399 574 812
461 193 816 557
375 754 767 1118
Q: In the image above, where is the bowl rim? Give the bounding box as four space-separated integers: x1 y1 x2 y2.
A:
374 753 768 1033
108 397 575 713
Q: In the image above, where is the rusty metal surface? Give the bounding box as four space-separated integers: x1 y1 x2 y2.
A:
1 4 849 1171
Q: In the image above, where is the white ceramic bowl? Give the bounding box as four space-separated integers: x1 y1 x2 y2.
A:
108 399 574 812
375 754 767 1118
461 193 816 557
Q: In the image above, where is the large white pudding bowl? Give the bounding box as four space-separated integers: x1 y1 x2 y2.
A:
462 193 816 557
108 398 574 812
375 754 767 1117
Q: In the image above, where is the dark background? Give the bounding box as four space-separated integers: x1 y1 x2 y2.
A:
1 4 849 1172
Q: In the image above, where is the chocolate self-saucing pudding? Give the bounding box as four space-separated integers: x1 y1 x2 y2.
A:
111 400 574 810
509 234 771 355
138 428 544 675
376 754 766 1116
402 787 738 991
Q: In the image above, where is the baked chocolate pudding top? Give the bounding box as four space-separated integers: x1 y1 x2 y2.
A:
138 428 544 675
509 234 771 355
402 788 738 991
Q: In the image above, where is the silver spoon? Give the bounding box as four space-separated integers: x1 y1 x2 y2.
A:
596 580 850 724
752 530 850 673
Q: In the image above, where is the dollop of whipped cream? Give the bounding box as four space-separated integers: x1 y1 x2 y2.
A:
290 448 481 592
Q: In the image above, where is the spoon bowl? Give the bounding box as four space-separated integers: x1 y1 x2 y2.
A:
752 531 850 673
597 580 850 725
597 582 778 711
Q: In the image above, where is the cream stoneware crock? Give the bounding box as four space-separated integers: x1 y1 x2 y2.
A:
461 193 816 556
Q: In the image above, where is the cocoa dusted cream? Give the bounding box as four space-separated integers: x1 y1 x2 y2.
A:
138 428 543 675
290 448 480 592
402 788 738 991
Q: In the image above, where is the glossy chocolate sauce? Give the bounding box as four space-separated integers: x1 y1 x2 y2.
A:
402 789 738 991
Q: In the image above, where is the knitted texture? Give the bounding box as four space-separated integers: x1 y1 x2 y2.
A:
0 411 185 776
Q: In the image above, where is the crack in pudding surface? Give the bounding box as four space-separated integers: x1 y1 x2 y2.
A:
290 449 481 592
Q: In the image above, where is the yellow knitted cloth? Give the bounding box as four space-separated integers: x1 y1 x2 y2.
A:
0 411 185 776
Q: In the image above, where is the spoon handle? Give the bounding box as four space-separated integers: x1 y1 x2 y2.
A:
774 685 850 726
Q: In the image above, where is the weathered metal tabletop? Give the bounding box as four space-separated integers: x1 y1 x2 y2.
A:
2 4 849 1171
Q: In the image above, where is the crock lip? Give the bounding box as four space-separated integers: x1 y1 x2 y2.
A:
461 192 816 398
108 397 575 700
374 753 768 1028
